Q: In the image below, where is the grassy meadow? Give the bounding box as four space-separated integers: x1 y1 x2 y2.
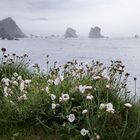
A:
0 48 140 140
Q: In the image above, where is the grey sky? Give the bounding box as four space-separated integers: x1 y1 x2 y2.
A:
0 0 140 37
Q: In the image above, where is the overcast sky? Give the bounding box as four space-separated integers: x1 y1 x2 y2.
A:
0 0 140 37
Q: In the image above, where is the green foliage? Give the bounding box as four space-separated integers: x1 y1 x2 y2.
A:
0 49 140 140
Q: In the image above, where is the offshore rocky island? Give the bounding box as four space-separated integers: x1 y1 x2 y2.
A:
0 17 139 39
0 17 105 40
0 17 26 40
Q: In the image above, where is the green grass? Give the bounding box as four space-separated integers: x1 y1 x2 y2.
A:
0 49 140 140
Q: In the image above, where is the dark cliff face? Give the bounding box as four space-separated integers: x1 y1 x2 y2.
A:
0 17 26 39
89 26 104 38
65 27 78 38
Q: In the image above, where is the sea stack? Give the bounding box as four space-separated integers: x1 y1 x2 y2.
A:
64 27 78 38
0 17 26 40
134 35 139 38
89 26 104 38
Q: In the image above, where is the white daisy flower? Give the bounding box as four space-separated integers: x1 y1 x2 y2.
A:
124 103 132 108
51 103 56 109
106 85 110 89
54 77 61 85
13 72 18 77
18 94 28 101
2 78 10 86
80 128 89 136
67 114 75 123
79 85 86 93
17 76 22 81
20 81 25 92
85 86 92 89
99 103 106 110
4 86 9 97
45 86 49 93
93 76 101 80
59 75 64 81
47 79 54 85
61 93 70 101
82 109 88 114
12 81 18 86
24 80 32 84
50 94 56 100
96 134 100 140
106 103 115 114
86 95 93 100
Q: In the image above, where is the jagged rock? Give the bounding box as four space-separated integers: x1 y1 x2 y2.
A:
89 26 104 38
51 34 55 37
0 17 26 39
134 35 139 38
65 27 78 38
0 28 14 40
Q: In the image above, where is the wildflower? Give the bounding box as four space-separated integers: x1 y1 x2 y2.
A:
99 103 115 113
82 109 88 114
12 81 18 86
85 86 92 89
4 86 9 97
103 75 110 80
118 66 123 71
24 80 31 84
3 61 7 65
20 81 25 92
79 85 92 93
106 103 115 113
93 76 101 80
45 86 49 93
86 94 93 100
54 77 60 85
12 53 16 56
11 77 16 81
51 103 56 109
50 94 56 100
96 134 100 140
2 78 10 86
79 85 86 93
99 103 106 110
4 54 8 58
59 75 64 81
124 103 132 108
125 73 130 77
61 93 70 101
47 79 54 85
80 128 89 136
13 72 18 77
106 85 110 89
59 97 63 102
134 77 137 81
18 94 28 101
17 76 22 81
1 48 6 53
67 114 75 122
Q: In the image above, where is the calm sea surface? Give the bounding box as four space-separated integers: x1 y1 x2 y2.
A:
0 37 140 96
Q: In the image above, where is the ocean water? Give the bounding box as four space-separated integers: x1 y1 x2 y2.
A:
0 37 140 96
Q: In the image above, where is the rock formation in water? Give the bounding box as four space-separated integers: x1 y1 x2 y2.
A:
0 17 26 40
134 35 139 38
89 26 104 38
65 27 78 38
